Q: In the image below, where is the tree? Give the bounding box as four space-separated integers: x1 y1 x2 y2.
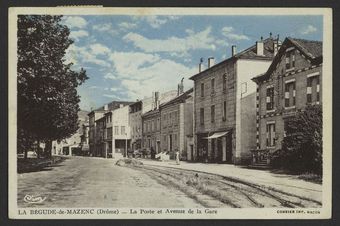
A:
17 15 88 158
271 105 323 174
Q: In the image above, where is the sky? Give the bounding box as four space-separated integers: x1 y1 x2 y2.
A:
61 15 323 111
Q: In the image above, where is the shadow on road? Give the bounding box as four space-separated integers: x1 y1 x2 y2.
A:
17 156 67 174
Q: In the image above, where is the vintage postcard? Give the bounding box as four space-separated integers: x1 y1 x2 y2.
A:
8 7 332 219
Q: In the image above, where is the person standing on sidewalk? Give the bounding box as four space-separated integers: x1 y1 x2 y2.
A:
175 150 180 165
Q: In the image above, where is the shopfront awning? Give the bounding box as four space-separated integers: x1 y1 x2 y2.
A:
204 131 230 139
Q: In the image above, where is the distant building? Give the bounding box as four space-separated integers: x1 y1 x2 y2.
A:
190 35 279 164
129 90 177 152
160 86 194 160
88 101 134 157
52 110 89 156
251 37 322 166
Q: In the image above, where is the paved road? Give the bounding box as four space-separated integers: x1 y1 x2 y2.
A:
17 157 202 208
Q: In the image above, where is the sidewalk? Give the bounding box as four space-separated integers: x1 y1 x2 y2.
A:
139 159 322 203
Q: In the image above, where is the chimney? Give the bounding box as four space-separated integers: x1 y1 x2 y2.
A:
152 92 155 109
104 104 108 111
154 91 159 109
208 57 215 68
199 58 204 73
256 36 264 56
231 45 237 56
273 41 278 56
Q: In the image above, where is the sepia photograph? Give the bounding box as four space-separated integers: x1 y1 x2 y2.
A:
8 7 332 219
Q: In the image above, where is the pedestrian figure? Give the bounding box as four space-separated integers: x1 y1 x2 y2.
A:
175 150 180 165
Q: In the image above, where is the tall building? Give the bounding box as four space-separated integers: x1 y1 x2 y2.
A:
190 35 279 164
251 37 322 166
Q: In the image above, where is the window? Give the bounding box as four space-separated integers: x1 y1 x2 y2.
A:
114 126 119 135
266 122 276 147
107 128 112 139
285 81 296 107
200 108 204 125
211 105 215 123
307 74 320 104
201 83 204 97
285 50 295 70
121 126 125 135
223 74 227 91
211 78 215 94
266 87 274 110
223 101 227 121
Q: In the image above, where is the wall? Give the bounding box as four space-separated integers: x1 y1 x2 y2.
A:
240 92 257 161
236 59 272 163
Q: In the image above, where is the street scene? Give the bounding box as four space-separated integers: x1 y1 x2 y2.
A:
13 10 327 216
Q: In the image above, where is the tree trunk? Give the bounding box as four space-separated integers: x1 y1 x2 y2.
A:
45 140 52 158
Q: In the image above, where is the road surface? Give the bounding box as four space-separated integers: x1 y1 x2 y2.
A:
17 157 203 208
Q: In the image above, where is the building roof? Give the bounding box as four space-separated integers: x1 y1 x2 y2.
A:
189 36 277 80
252 37 323 83
288 37 322 59
160 88 193 108
95 116 106 122
142 108 160 118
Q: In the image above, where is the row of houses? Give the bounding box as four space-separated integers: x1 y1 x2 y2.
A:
190 35 322 166
69 34 322 166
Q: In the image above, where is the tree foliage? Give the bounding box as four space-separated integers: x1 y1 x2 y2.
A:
271 105 323 174
17 15 88 156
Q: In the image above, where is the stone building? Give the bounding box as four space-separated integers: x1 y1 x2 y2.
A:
160 87 194 160
251 37 322 166
88 101 133 157
190 35 279 164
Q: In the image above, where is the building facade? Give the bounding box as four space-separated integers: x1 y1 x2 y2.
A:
160 88 194 160
142 108 161 155
129 101 143 151
190 35 279 164
252 37 322 165
129 90 177 152
104 105 131 158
